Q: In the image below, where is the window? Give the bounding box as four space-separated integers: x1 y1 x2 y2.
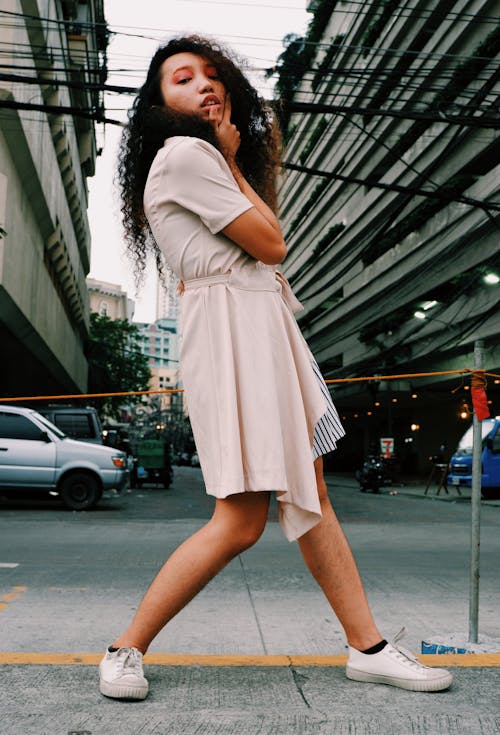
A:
0 412 45 440
492 431 500 454
53 414 95 439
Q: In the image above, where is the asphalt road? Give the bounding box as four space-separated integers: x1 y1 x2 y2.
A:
0 466 499 653
0 467 499 734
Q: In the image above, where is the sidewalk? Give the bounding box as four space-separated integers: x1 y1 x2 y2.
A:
2 656 499 735
327 471 500 507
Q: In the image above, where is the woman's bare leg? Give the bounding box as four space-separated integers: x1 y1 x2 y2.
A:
298 457 382 651
112 491 270 653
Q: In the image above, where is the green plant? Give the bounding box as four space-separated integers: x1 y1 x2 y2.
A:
299 116 328 163
272 0 336 133
86 313 151 419
312 222 346 256
311 34 346 91
361 0 401 56
288 177 330 231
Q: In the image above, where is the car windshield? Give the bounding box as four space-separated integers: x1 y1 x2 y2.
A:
456 418 495 455
36 412 67 439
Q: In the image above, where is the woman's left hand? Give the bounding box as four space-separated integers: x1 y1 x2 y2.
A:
209 94 240 164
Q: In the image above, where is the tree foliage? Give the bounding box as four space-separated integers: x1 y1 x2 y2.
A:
86 313 151 419
270 0 337 134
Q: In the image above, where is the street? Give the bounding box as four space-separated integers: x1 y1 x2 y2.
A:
0 467 499 734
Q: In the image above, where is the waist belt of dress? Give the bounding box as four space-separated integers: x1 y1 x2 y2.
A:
183 267 304 314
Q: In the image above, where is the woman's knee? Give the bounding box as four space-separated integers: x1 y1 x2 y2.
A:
212 492 270 553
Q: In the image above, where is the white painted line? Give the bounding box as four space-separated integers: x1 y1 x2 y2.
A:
0 563 19 568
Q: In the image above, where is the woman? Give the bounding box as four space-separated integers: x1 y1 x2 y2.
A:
99 36 452 700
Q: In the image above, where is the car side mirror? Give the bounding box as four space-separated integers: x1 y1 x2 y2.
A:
39 431 51 443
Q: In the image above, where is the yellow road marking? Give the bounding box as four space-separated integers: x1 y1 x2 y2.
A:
0 585 27 612
0 653 498 667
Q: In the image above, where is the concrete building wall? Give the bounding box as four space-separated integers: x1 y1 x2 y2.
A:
279 0 500 472
87 278 135 321
0 0 107 396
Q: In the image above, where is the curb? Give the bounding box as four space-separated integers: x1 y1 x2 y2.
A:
1 652 499 667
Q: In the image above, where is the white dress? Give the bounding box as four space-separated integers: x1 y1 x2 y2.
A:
144 136 344 541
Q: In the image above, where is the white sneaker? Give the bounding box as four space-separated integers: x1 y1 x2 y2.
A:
346 627 453 692
99 647 149 700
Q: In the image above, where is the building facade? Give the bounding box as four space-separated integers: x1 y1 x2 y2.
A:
87 277 134 321
136 317 181 411
0 0 107 396
279 0 500 471
156 269 179 321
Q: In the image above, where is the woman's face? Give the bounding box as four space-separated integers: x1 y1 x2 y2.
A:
159 52 227 124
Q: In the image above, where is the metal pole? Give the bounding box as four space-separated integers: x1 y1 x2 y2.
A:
469 339 483 643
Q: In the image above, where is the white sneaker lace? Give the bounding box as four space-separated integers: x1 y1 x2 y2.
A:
115 648 143 676
390 627 429 670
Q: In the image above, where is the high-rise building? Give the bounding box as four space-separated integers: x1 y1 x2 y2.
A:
156 269 179 321
136 318 180 411
278 0 499 471
0 0 108 396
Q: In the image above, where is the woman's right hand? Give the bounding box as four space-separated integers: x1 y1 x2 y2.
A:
209 95 240 165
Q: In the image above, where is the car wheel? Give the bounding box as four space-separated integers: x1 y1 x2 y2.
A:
60 472 101 510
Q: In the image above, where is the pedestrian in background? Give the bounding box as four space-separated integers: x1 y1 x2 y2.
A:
99 35 452 700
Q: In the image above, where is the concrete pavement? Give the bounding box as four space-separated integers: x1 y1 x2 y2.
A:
0 469 499 734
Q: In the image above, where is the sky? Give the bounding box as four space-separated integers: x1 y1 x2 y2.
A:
87 0 311 322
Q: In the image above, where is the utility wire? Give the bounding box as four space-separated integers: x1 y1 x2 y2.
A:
2 96 498 132
285 101 499 129
1 5 498 33
0 98 123 126
281 161 500 213
0 9 498 56
2 70 498 111
0 71 137 94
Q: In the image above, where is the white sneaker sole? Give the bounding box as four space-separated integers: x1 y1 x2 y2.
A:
99 678 149 700
346 666 453 692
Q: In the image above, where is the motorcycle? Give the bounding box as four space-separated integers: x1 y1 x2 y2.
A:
356 454 388 493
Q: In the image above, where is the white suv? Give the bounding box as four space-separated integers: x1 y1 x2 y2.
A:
0 405 128 510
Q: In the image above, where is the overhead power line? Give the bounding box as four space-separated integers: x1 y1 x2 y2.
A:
0 71 137 95
2 70 497 111
281 161 500 214
0 9 498 51
0 98 123 126
2 94 498 132
286 101 500 129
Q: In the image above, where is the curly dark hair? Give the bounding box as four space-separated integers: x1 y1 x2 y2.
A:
118 35 282 282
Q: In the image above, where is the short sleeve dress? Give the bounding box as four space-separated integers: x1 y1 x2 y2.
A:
144 136 344 541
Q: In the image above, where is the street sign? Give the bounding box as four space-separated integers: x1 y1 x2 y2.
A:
380 437 394 458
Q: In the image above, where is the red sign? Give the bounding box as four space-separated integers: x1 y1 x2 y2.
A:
380 437 394 458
